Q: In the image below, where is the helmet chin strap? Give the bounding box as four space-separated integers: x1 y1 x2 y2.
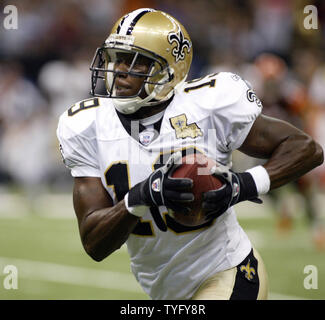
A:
111 64 188 115
113 69 175 114
113 92 159 114
112 75 186 114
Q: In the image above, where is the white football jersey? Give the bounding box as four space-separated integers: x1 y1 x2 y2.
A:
57 72 262 300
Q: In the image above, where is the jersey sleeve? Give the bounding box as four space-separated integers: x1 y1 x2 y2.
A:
210 72 263 152
56 108 100 178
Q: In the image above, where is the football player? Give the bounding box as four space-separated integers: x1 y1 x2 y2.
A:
57 8 323 300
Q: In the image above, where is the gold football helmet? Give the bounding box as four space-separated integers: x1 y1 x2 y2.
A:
90 8 193 114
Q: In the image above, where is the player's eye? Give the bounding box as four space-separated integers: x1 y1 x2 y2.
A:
135 55 152 67
115 53 134 66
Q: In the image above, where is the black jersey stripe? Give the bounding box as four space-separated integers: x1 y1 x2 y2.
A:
126 9 153 35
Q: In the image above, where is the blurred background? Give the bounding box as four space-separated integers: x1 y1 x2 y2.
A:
0 0 325 299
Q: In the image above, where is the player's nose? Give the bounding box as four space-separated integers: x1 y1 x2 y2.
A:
115 62 129 78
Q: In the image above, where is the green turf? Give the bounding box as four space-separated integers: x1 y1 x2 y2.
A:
0 211 324 300
239 217 325 300
0 215 148 299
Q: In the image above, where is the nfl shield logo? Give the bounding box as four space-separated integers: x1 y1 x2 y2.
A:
139 130 155 146
152 178 161 192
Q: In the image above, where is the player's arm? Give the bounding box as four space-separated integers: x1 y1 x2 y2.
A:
74 153 194 261
202 114 323 218
73 177 139 261
238 114 324 189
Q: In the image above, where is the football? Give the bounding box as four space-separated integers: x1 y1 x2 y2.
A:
170 153 223 226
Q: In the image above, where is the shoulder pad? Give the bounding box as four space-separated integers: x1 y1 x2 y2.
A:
58 97 105 138
181 72 249 111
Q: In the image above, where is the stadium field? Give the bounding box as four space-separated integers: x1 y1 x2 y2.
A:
0 193 324 300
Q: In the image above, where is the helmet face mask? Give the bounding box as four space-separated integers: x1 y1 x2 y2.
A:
90 45 172 99
89 8 193 114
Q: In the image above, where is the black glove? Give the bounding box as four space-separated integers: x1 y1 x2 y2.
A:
202 164 262 220
125 152 194 231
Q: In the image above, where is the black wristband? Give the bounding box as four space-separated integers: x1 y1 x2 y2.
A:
237 172 259 202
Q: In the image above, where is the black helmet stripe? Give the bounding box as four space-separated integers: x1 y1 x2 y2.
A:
116 15 128 34
117 8 155 35
126 9 152 35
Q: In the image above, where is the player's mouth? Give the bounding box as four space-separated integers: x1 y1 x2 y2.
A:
115 83 133 96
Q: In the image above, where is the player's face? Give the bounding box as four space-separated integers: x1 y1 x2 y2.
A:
114 52 152 98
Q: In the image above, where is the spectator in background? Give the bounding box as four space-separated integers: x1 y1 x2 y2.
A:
37 48 94 187
252 0 294 56
240 52 325 250
309 60 325 188
0 62 52 211
38 49 91 119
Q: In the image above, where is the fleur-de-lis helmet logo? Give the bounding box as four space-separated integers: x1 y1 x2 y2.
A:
168 28 192 62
